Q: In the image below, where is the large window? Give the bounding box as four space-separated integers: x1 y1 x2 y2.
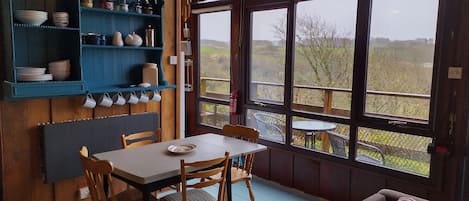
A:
366 0 438 122
198 10 231 128
249 9 287 105
293 0 357 116
191 0 442 178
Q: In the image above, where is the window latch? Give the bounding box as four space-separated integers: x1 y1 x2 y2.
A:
388 120 407 126
254 101 266 107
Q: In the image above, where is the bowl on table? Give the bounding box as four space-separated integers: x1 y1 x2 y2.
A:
15 10 48 26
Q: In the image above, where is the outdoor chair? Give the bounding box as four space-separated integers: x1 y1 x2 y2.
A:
79 146 157 201
159 152 230 201
327 131 385 165
253 112 285 142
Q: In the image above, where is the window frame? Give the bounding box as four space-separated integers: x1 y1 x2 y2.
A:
188 0 450 185
187 0 241 135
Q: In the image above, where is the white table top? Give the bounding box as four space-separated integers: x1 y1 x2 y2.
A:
292 120 336 132
94 133 267 184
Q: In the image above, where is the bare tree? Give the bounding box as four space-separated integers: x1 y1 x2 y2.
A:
273 15 354 88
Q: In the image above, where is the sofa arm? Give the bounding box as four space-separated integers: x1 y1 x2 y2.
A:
374 189 428 201
363 193 386 201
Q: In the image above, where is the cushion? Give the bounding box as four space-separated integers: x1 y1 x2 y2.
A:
398 197 417 201
114 188 158 201
159 189 216 201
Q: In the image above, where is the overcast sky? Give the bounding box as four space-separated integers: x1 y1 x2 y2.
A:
200 0 439 42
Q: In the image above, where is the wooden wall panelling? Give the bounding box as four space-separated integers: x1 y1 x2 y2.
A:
319 161 350 201
94 100 129 195
252 148 270 179
293 155 320 196
130 103 147 114
270 148 293 187
1 99 53 201
0 102 3 198
161 0 176 142
146 101 162 141
349 169 385 201
175 0 182 140
50 97 93 201
95 104 129 118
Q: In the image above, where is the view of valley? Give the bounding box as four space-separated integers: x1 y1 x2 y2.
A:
197 0 438 176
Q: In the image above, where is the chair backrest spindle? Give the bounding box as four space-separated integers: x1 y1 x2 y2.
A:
79 146 116 201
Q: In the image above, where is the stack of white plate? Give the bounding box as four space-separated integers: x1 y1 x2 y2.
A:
15 10 48 26
17 67 52 81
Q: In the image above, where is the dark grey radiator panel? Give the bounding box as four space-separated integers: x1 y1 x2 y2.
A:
42 113 159 183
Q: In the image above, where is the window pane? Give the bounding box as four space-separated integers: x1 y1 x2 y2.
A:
293 0 356 117
250 9 287 104
199 11 231 100
366 0 438 121
199 101 229 128
246 109 286 144
291 116 350 157
358 128 431 177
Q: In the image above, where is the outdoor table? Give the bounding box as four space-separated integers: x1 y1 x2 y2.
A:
292 120 336 148
94 133 267 201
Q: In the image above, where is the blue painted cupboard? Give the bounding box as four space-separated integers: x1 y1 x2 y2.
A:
1 0 174 99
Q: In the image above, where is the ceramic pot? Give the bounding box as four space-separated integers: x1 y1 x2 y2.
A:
112 32 124 46
125 32 143 46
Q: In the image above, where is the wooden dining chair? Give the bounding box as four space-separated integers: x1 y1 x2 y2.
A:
121 129 180 193
158 152 230 201
79 146 157 201
222 124 260 201
121 128 162 149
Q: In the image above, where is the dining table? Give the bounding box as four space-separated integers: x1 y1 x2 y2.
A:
292 120 337 148
93 133 267 201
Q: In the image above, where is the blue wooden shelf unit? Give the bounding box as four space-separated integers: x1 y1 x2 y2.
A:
1 0 174 100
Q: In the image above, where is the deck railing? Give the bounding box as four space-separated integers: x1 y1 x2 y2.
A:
199 77 432 175
200 76 430 122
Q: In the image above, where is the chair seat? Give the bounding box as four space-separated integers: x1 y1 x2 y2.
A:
208 167 252 183
158 189 216 201
115 188 158 201
231 167 252 183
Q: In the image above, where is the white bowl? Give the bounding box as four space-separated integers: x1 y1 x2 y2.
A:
53 12 69 18
15 10 48 25
48 59 71 70
53 21 69 27
50 71 70 81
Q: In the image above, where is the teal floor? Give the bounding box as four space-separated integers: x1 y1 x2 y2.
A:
158 177 326 201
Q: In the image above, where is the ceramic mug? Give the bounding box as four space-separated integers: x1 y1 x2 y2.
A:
112 92 126 105
138 91 149 103
126 92 139 104
150 91 161 102
82 93 96 108
98 93 113 107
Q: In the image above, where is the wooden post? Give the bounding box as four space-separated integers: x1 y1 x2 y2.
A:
322 89 333 152
200 78 207 97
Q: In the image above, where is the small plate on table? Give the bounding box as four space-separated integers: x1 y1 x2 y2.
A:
167 144 197 154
